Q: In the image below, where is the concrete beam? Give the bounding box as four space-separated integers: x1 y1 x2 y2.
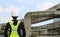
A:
31 17 54 24
25 11 60 24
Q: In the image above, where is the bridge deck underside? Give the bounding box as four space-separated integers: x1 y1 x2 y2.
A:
31 16 53 24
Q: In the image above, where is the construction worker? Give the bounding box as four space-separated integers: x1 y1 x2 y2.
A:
4 10 26 37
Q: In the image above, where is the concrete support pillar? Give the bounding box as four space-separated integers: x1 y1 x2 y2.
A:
44 29 48 34
40 29 48 34
24 17 31 37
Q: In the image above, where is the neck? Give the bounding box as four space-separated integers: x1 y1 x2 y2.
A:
13 19 18 25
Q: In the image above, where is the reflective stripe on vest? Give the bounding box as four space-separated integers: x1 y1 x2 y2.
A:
9 20 20 37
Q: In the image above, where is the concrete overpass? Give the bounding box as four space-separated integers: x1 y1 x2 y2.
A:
24 3 60 37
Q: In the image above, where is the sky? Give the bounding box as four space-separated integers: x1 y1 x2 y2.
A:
0 0 60 26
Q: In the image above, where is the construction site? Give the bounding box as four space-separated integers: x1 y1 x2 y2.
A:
0 3 60 37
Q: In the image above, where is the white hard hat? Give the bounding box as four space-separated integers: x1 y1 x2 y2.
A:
11 10 19 16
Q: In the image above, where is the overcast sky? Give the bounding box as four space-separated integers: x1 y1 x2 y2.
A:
0 0 60 25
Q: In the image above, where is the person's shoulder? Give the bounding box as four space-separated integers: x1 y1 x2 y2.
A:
5 22 10 27
6 22 10 25
7 20 12 24
7 22 9 24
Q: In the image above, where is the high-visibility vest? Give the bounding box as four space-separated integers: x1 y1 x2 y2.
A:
9 20 20 37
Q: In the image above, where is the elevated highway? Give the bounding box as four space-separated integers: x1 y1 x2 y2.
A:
24 3 60 37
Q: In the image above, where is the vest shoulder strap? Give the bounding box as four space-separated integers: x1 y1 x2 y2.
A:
9 20 20 28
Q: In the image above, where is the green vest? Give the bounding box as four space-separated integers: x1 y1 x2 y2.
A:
9 20 20 37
